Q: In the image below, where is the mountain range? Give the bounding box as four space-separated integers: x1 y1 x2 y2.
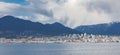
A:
0 15 120 38
75 22 120 36
0 16 79 38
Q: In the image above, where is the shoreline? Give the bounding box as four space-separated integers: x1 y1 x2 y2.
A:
0 35 120 43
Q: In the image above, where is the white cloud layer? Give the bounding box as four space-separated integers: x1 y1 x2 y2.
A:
0 0 120 28
0 2 21 16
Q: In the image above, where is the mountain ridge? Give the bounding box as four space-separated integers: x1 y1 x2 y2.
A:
75 22 120 36
0 15 80 38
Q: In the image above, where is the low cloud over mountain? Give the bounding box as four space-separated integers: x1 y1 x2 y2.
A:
75 22 120 36
0 0 120 28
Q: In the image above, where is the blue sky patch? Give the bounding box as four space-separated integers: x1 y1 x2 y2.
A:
0 0 26 5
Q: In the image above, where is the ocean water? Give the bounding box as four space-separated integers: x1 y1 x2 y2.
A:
0 43 120 55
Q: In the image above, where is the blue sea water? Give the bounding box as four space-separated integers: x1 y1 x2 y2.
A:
0 43 120 55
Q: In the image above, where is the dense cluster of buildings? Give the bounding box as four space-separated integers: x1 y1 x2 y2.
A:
0 33 120 43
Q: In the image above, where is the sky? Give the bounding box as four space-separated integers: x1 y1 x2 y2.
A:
0 0 120 28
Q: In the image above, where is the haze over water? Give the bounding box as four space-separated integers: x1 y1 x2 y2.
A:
0 43 120 55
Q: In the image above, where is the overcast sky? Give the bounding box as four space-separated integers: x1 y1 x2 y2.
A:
0 0 120 28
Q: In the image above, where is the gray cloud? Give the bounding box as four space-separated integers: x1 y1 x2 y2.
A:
86 1 112 13
85 0 120 22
